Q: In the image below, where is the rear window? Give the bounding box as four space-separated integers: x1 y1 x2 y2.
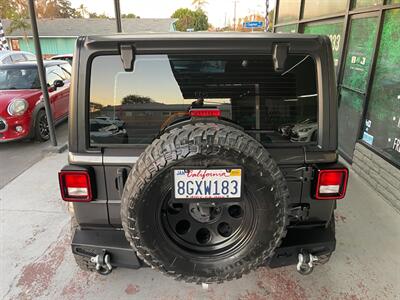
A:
89 54 318 146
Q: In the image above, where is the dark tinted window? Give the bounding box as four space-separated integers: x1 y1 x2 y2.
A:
0 67 39 90
89 54 318 146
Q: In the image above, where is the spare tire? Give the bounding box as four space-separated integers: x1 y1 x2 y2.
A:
121 121 289 283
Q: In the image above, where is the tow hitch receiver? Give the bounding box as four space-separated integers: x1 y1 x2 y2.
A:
296 251 318 275
90 250 113 275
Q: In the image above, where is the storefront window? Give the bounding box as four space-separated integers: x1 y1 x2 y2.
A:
303 19 344 72
339 89 366 158
303 0 347 19
275 24 297 33
276 0 301 23
362 9 400 165
342 16 378 92
338 15 378 159
352 0 383 9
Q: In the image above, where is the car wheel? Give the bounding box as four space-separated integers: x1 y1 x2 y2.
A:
121 122 289 284
35 109 50 142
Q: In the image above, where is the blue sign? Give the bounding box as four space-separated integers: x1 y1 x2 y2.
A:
243 21 264 28
362 131 374 145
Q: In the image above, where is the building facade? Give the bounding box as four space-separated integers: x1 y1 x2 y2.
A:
274 0 400 209
2 18 177 57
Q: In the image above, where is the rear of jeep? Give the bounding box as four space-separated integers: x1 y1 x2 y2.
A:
59 33 348 282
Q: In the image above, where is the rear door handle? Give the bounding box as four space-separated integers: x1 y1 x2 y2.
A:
116 168 128 198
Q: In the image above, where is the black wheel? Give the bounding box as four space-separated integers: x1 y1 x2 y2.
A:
35 109 50 142
121 122 289 284
70 215 96 272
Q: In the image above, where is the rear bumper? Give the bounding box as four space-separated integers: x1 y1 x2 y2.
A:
71 222 335 270
72 229 142 269
268 222 335 268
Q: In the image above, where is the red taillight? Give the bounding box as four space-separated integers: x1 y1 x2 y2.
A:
189 108 221 118
58 171 92 202
314 168 348 200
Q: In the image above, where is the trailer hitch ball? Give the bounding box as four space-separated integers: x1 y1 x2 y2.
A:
296 251 318 275
90 251 113 275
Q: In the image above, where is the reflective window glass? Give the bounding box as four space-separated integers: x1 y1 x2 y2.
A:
303 19 344 72
303 0 347 19
362 9 400 165
277 0 301 23
89 54 318 146
338 15 379 159
342 16 379 92
275 24 297 33
352 0 383 9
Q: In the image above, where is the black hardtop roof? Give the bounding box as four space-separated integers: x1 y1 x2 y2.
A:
84 31 320 41
81 32 327 55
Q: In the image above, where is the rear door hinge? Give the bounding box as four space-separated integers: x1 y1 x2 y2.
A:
120 44 136 72
272 43 289 73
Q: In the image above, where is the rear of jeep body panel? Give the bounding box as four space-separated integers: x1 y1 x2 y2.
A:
67 33 338 228
63 33 344 272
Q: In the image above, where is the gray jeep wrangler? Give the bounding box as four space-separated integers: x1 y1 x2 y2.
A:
59 33 349 283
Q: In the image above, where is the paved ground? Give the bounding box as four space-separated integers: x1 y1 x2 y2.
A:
0 121 68 189
0 152 399 300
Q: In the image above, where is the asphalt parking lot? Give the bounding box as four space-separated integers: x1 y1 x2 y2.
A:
1 152 399 300
0 121 68 188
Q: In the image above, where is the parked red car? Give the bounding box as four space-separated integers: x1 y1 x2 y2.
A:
0 60 71 142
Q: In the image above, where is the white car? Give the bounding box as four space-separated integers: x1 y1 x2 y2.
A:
95 116 125 128
0 50 36 65
90 118 128 144
50 54 73 65
290 122 318 142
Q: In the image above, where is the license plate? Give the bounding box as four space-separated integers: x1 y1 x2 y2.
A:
173 168 242 199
